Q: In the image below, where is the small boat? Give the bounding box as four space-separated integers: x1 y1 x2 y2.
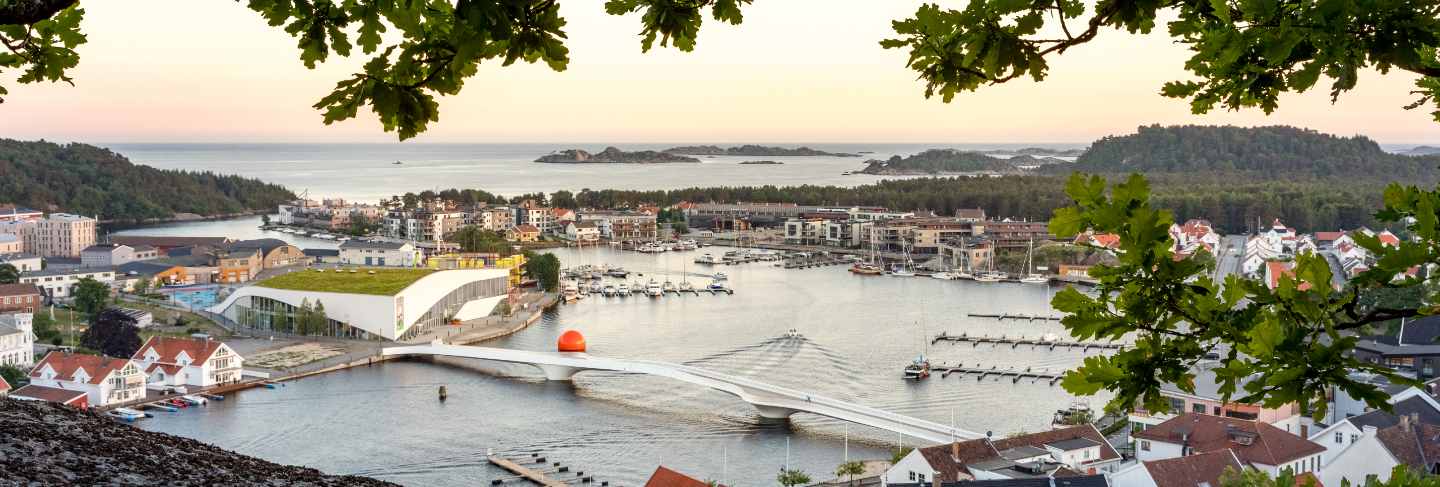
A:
694 254 719 265
180 395 208 406
262 382 280 390
707 280 728 292
931 272 954 280
890 268 916 277
200 393 226 401
617 283 630 295
661 280 677 293
784 328 803 338
974 272 1004 283
679 281 694 292
607 268 629 278
1052 400 1093 428
168 398 190 407
602 285 618 297
562 283 580 302
393 160 403 165
646 280 664 297
1020 274 1049 284
588 281 603 294
145 402 178 412
903 355 931 380
713 272 728 281
108 408 149 422
849 263 883 275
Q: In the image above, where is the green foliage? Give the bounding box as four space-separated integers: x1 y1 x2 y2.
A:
257 268 434 296
0 139 296 222
130 276 150 296
449 225 514 255
81 308 142 358
0 364 26 388
834 461 866 485
71 277 109 316
776 468 811 487
1051 171 1434 419
525 253 561 292
880 1 1440 121
31 311 57 342
860 149 1019 175
294 299 329 335
347 213 379 237
0 263 17 284
889 446 913 464
671 221 688 235
0 3 85 103
604 0 750 52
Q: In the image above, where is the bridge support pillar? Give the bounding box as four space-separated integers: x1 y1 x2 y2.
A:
752 404 797 419
537 364 579 381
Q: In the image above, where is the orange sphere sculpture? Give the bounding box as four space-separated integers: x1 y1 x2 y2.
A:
557 330 587 353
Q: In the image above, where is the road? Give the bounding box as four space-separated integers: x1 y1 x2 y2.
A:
1214 234 1247 289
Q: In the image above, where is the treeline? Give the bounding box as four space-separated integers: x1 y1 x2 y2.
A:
1066 124 1440 180
0 139 296 222
860 149 1018 174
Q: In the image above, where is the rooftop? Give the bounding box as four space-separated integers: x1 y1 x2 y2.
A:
254 268 435 295
1133 413 1324 465
339 240 411 250
0 283 40 297
1142 449 1244 487
9 384 88 405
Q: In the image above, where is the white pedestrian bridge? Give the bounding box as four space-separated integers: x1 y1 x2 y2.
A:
381 342 983 444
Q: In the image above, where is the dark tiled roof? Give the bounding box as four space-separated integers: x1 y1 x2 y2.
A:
917 425 1120 482
110 236 230 248
1046 438 1100 451
9 384 87 405
1351 396 1440 430
304 249 340 257
948 475 1109 487
992 425 1120 462
1142 449 1244 487
1133 413 1324 466
228 239 291 254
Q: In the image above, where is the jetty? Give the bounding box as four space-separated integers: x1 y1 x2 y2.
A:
932 363 1065 385
966 312 1063 322
932 332 1124 352
781 257 849 269
488 454 575 486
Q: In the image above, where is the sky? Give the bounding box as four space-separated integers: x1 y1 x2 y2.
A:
0 1 1434 144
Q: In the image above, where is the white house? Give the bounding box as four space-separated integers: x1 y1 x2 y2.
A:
1320 416 1440 487
1170 219 1221 258
0 312 35 367
26 350 146 407
564 221 600 243
0 252 41 272
1111 449 1244 487
1310 393 1440 469
1133 413 1325 477
131 336 243 390
338 240 420 267
18 267 116 299
883 425 1122 485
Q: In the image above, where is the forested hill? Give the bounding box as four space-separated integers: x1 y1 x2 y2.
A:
1063 125 1440 180
0 139 295 222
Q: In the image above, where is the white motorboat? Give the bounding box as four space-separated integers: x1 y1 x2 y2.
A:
602 285 618 296
646 280 663 297
931 272 955 280
679 281 694 292
108 407 149 422
713 272 728 281
562 282 579 302
588 281 603 293
890 268 916 277
694 254 719 265
617 283 630 295
179 395 207 406
974 272 1004 282
707 280 727 291
661 280 677 293
1020 274 1049 284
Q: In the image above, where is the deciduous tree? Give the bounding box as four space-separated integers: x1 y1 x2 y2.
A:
80 307 141 358
71 277 109 316
525 253 561 292
0 263 17 284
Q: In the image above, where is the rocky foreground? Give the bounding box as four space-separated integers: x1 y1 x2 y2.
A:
0 399 399 486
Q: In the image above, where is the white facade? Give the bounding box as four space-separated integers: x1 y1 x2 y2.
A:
0 313 34 367
0 253 41 272
210 269 509 341
19 268 115 298
883 449 938 486
133 338 244 389
339 241 420 267
29 356 146 407
1320 426 1397 487
1109 464 1158 487
564 222 600 242
1134 438 1185 462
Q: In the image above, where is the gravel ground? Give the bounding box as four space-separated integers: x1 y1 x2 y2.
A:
0 399 399 486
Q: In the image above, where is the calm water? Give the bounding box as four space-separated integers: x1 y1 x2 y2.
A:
135 238 1112 486
105 143 1082 202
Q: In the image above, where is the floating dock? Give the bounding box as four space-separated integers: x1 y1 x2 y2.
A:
488 455 569 487
781 258 849 269
932 332 1123 351
932 363 1065 385
487 453 602 486
966 312 1063 321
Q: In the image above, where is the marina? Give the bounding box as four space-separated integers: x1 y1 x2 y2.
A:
966 312 1064 321
933 363 1067 384
931 332 1124 351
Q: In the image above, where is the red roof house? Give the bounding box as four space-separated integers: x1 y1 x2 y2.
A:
644 466 713 487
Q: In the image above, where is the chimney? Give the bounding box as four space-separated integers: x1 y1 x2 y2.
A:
1363 425 1379 436
1400 414 1413 432
933 474 942 487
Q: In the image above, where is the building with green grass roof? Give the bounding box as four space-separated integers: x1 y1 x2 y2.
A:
208 268 509 341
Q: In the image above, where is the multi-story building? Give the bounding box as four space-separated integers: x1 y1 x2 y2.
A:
0 234 21 253
581 210 657 240
1128 360 1310 438
784 218 828 245
213 247 263 283
26 351 147 407
0 284 42 313
0 312 34 367
1132 413 1325 477
516 205 556 235
18 268 115 299
563 221 601 243
132 336 244 389
976 219 1055 249
473 206 515 231
686 202 817 228
28 213 97 258
0 253 42 272
81 243 136 268
228 239 308 270
384 209 467 242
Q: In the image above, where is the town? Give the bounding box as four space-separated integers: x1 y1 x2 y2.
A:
0 192 1430 487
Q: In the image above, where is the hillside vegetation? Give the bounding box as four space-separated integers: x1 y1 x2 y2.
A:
0 139 295 222
1065 125 1440 180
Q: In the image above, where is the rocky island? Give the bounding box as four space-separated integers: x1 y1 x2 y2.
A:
858 149 1021 175
663 144 860 157
0 399 399 486
739 160 783 165
535 147 700 163
975 147 1084 157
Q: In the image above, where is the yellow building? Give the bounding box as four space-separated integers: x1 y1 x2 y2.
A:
427 253 527 286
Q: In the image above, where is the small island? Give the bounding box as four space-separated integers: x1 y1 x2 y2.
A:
663 144 860 157
535 147 700 164
857 149 1020 175
1405 145 1440 156
975 147 1085 157
739 160 784 165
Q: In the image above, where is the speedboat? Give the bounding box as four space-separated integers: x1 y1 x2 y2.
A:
694 254 719 265
713 272 728 281
179 395 208 406
1020 274 1048 284
607 268 629 278
646 280 663 297
903 355 931 380
589 281 603 293
707 280 727 291
562 283 580 302
617 283 630 295
931 272 954 280
602 285 618 296
108 408 149 422
849 263 883 275
661 280 677 293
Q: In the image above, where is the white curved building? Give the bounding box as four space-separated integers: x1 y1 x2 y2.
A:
209 268 510 341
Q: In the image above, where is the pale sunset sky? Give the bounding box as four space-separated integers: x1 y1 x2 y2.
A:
0 1 1434 144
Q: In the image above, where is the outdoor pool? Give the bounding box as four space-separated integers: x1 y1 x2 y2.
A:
161 285 220 309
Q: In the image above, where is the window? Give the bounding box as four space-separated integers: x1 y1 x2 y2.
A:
1140 440 1151 452
909 472 916 481
1335 432 1344 444
1351 434 1359 443
1193 403 1206 414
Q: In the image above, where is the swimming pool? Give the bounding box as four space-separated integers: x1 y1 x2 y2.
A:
160 285 219 309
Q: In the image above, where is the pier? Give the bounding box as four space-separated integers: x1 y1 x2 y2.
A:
966 312 1063 322
932 332 1124 352
487 454 570 486
932 363 1066 385
781 258 849 269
